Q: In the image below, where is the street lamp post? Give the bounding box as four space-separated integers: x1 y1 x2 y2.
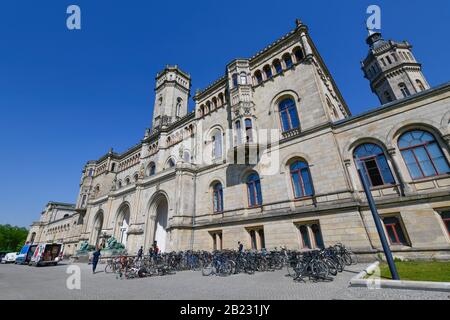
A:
357 166 400 280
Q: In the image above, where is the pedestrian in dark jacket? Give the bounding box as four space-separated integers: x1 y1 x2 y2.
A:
137 246 143 260
92 247 101 274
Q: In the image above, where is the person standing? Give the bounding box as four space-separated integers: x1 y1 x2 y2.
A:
238 241 244 253
92 247 101 274
137 246 143 260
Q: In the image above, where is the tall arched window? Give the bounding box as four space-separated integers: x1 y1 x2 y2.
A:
263 65 272 79
176 97 182 117
235 120 242 145
245 118 253 143
399 83 410 98
167 158 175 168
254 71 263 84
290 160 314 198
240 72 247 85
354 143 396 187
384 91 393 102
282 53 293 69
212 182 224 213
399 130 450 179
147 162 156 176
246 173 262 207
279 98 300 132
232 74 238 87
293 47 304 62
273 59 282 74
416 79 425 92
212 129 223 160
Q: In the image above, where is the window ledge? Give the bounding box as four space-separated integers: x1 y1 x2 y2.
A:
410 173 450 184
369 183 399 191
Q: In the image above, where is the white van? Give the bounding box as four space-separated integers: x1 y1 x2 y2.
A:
30 243 63 266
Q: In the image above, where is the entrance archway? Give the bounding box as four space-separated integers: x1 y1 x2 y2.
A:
146 193 169 253
154 197 168 252
91 211 103 247
114 204 130 247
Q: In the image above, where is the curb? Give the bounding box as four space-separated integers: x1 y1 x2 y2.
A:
349 262 450 292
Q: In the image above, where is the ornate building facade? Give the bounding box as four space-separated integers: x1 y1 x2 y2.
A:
27 21 450 260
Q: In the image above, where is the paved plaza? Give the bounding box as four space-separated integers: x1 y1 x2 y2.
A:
0 262 448 300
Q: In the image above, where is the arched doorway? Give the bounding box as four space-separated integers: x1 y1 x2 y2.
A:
146 193 169 253
154 197 168 252
91 211 103 247
115 204 130 247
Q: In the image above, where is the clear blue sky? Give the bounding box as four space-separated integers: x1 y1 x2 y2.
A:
1 1 449 228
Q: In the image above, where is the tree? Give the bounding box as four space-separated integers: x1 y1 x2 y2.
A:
0 224 29 252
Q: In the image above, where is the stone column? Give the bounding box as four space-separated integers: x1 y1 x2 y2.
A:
344 159 361 201
387 147 413 196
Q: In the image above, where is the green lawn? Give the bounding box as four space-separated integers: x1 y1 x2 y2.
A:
367 261 450 282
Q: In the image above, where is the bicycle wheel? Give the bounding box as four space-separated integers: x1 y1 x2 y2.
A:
324 258 338 276
104 263 113 274
202 263 214 276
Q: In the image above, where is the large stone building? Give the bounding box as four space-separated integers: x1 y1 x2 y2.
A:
27 21 450 260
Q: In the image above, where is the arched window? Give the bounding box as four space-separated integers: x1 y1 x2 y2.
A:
416 79 425 92
167 158 175 168
235 120 242 145
212 129 223 160
290 160 314 198
254 71 263 84
246 173 262 207
293 47 304 62
354 143 395 187
384 91 393 103
183 151 191 163
240 72 247 85
212 182 224 213
232 74 238 87
111 163 116 172
125 177 130 185
273 59 282 74
117 180 122 189
176 97 182 117
279 98 300 132
263 65 272 79
245 118 253 143
147 162 156 176
399 83 410 98
134 173 139 182
282 53 293 69
399 130 450 179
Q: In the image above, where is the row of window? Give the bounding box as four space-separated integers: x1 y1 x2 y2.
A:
367 50 415 78
210 129 450 213
383 80 426 102
356 130 450 186
253 47 305 86
210 211 450 251
211 158 314 212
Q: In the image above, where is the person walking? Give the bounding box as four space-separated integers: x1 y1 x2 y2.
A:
137 246 143 260
92 246 101 274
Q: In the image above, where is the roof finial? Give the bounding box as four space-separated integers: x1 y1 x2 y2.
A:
295 18 303 28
